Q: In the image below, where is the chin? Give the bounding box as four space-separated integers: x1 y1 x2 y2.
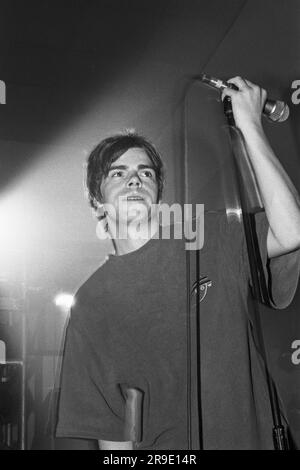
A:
126 203 150 219
126 212 151 224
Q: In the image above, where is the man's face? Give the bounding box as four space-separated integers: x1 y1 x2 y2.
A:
100 147 159 226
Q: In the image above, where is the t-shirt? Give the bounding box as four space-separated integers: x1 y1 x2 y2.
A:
192 211 300 449
55 211 300 449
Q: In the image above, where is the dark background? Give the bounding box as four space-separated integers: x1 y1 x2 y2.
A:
0 0 299 449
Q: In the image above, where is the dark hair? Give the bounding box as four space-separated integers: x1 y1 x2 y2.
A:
86 131 165 210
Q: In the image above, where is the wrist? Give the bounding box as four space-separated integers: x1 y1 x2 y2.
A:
237 118 264 137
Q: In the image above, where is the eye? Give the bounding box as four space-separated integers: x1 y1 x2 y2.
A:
140 169 155 178
111 170 124 178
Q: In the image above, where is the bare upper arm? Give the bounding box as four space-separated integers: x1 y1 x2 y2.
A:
267 227 284 258
267 226 300 259
98 440 134 450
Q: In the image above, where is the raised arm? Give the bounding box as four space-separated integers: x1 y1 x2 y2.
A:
222 76 300 259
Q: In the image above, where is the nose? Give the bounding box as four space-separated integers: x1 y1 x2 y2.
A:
126 172 142 188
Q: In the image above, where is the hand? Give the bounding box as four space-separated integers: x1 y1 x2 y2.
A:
221 76 267 132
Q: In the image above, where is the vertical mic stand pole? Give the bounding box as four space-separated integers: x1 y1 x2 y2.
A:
223 96 290 450
195 245 203 450
20 253 27 450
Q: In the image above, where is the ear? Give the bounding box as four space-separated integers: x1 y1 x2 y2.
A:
96 216 111 240
94 201 105 219
94 202 111 240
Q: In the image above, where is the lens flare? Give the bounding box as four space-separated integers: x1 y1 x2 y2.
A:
54 293 75 310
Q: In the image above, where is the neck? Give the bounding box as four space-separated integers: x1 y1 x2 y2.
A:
108 215 159 256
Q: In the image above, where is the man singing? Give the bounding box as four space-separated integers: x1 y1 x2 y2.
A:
56 77 300 450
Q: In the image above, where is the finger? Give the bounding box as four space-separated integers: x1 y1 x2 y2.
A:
227 76 249 90
221 87 238 102
244 79 256 88
244 79 267 100
261 87 268 101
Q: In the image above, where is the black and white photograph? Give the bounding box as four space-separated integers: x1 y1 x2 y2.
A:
0 0 300 453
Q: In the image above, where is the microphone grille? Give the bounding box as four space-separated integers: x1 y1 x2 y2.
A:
266 100 289 122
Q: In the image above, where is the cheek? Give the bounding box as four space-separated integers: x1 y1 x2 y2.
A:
102 185 128 209
149 181 159 198
100 181 118 201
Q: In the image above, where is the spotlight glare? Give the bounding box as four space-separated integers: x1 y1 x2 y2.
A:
54 293 75 310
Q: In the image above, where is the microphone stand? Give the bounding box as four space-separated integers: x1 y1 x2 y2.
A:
223 96 290 450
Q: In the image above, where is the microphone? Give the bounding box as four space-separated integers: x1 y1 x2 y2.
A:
196 73 289 123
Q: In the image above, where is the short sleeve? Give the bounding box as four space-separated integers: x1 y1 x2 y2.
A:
243 211 300 309
55 309 127 441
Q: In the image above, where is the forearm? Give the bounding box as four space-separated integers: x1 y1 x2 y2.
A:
241 122 300 252
222 76 300 254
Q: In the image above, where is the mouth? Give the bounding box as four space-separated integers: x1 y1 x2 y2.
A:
126 194 145 201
